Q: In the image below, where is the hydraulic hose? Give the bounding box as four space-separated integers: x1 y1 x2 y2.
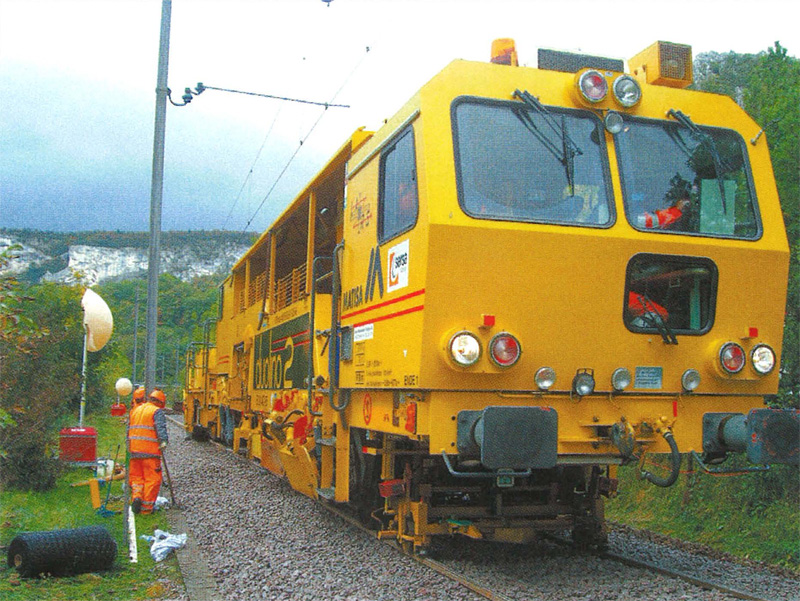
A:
278 409 306 430
641 429 681 488
261 409 306 443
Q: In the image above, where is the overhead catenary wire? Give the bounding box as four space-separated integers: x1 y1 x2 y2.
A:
240 46 371 232
222 106 283 230
240 109 328 233
199 84 350 109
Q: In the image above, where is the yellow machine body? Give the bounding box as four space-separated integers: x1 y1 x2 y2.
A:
184 40 790 549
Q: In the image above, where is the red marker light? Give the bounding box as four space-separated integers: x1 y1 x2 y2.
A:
489 333 521 368
578 70 608 103
720 342 746 374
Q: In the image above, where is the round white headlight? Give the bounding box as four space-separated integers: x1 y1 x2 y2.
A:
604 111 624 134
751 344 776 375
612 75 641 107
535 367 556 390
611 367 631 392
573 370 595 396
681 369 701 392
449 331 481 367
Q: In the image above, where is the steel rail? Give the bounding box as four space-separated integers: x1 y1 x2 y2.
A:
167 415 508 600
544 532 775 601
601 549 775 601
167 416 776 601
320 502 513 601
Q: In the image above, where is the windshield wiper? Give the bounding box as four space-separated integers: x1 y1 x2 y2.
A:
514 89 583 195
664 125 694 160
633 292 678 345
667 108 730 213
561 115 578 196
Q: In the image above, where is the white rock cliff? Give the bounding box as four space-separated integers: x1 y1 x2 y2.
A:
1 236 250 285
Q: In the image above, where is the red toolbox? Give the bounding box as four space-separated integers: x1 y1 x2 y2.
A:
59 427 97 466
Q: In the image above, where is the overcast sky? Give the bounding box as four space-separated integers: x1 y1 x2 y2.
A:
1 0 797 233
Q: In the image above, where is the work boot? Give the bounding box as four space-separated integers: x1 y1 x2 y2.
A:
132 497 142 514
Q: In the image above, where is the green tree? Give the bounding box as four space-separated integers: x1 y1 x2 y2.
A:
0 246 45 458
744 43 800 403
94 274 221 403
694 43 800 403
692 50 757 100
0 281 84 490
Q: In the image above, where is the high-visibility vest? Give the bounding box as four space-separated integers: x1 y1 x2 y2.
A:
128 403 160 455
641 205 683 229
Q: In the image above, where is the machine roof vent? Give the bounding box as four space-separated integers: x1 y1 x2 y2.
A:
537 49 623 73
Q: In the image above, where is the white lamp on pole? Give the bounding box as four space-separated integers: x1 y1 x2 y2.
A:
79 289 113 426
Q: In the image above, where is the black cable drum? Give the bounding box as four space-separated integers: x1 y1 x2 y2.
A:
7 525 117 577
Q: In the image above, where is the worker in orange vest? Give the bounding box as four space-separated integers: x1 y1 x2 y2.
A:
636 197 691 230
130 386 146 414
127 389 168 514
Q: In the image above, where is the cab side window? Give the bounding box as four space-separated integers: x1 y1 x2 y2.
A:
379 128 418 243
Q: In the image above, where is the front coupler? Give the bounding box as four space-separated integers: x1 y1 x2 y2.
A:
703 408 800 465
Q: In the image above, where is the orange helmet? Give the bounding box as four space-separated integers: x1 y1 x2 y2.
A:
149 389 166 407
133 386 146 404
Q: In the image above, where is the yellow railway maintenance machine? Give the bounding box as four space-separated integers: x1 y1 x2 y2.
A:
185 39 798 550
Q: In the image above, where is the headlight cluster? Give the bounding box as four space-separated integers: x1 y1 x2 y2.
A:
448 331 522 369
718 342 776 375
576 70 642 108
446 331 776 389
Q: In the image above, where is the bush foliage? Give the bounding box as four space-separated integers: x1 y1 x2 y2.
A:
0 260 220 490
0 266 83 490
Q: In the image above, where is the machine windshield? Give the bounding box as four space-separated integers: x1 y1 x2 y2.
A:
452 97 614 226
615 116 760 238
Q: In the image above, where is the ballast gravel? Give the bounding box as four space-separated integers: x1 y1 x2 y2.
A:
164 421 480 601
163 420 799 601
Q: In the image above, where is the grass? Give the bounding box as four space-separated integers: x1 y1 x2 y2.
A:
0 412 185 600
606 456 800 571
3 411 797 598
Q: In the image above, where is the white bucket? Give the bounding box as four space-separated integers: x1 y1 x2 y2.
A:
96 459 115 479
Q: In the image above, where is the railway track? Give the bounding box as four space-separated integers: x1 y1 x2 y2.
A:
325 502 775 601
600 548 775 601
165 415 787 601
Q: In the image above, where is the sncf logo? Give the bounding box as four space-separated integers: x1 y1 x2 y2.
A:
389 251 407 286
365 239 410 301
387 239 409 293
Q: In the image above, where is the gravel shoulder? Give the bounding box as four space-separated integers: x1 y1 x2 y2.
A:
164 420 800 601
165 420 482 601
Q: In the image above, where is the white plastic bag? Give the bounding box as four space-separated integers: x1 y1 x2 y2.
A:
140 529 187 562
154 496 171 511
